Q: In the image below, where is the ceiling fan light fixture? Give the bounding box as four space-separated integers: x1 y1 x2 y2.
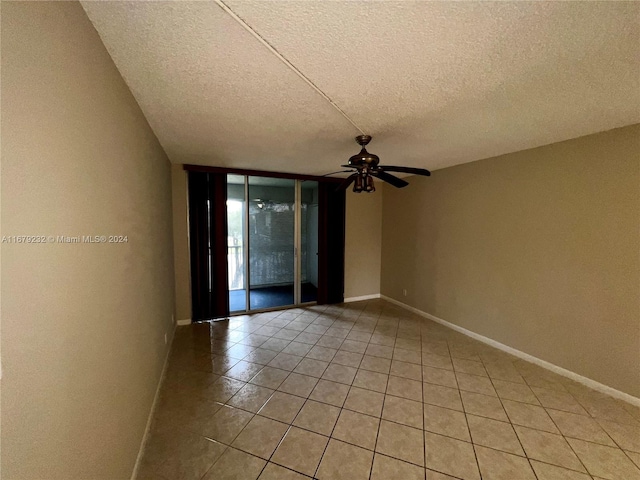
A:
364 175 375 192
353 175 364 193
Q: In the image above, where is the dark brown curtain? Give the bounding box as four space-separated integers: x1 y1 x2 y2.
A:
317 183 346 304
188 171 229 320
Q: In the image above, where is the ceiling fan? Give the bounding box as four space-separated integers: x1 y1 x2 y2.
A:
330 135 431 192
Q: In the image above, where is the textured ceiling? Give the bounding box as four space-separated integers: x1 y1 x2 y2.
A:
82 1 639 175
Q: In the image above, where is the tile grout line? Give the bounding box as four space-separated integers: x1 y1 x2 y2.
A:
494 363 628 476
310 306 381 479
153 300 635 480
538 391 594 477
367 323 390 480
421 329 428 480
481 353 540 480
268 388 622 476
447 338 484 480
199 307 339 479
195 308 334 479
480 347 619 477
525 386 640 475
245 303 378 478
163 305 418 479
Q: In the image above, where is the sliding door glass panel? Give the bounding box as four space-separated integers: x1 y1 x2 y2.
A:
227 174 246 312
248 177 295 310
301 181 319 303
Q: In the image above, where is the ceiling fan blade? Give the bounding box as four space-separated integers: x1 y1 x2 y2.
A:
380 165 431 176
322 170 354 177
373 170 409 188
336 173 358 191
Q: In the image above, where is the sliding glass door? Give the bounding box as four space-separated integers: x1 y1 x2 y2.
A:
227 175 318 313
227 175 247 312
248 176 295 310
300 181 319 303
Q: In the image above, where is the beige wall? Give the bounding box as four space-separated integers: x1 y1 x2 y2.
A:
345 189 382 299
1 2 175 479
172 165 192 321
381 125 640 397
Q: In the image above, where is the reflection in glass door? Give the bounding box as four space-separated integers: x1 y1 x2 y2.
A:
227 175 246 312
248 177 295 310
227 174 319 313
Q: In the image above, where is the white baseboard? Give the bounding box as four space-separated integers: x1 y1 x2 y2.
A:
176 318 191 326
380 295 640 407
130 326 176 480
344 293 381 303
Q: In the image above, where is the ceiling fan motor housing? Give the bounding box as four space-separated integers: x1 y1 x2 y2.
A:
348 149 380 167
348 135 380 168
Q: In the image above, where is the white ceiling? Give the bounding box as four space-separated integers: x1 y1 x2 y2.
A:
82 1 639 175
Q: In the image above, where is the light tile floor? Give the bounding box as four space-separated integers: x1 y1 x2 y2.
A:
138 299 640 480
